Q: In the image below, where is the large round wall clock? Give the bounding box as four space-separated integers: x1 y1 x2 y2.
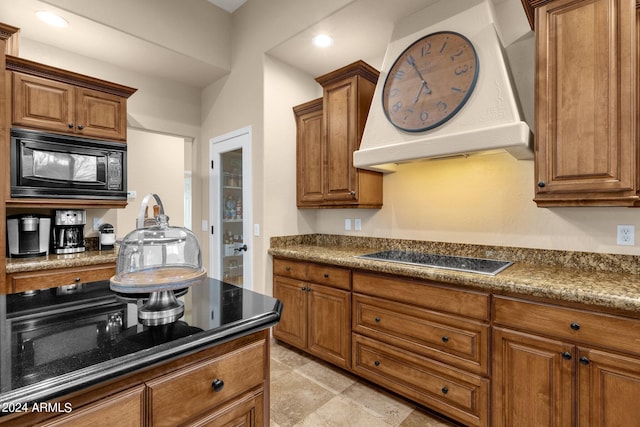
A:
382 31 479 132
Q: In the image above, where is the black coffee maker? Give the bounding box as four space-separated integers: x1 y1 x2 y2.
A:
51 210 86 254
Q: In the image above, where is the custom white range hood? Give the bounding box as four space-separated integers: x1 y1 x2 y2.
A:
355 1 533 173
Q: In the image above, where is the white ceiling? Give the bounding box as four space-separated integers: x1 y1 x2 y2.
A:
0 0 449 89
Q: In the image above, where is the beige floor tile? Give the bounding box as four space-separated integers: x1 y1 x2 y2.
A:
271 357 293 381
341 381 414 426
295 360 358 394
271 341 313 370
271 370 335 427
399 408 459 427
294 395 396 427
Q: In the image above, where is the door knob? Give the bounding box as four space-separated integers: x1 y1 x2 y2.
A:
235 244 248 253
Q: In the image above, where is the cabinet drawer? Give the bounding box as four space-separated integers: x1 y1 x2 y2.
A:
273 258 307 281
147 340 265 427
352 334 488 427
353 294 488 375
493 296 640 356
307 263 351 290
353 272 490 320
9 263 116 293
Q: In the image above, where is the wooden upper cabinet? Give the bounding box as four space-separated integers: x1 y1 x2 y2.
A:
294 98 324 206
527 0 638 206
7 55 136 142
295 60 383 208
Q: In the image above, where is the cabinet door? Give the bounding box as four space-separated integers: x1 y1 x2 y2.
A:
578 348 640 426
272 276 308 349
492 328 574 427
533 0 637 206
76 87 127 141
307 283 351 369
12 72 75 133
39 385 144 427
295 99 324 206
322 76 358 203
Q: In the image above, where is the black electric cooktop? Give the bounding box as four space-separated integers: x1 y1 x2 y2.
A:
357 250 513 276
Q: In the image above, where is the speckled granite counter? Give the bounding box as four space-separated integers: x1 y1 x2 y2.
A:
6 250 117 274
269 235 640 314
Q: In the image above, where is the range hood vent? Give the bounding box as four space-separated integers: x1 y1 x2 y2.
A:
355 1 533 173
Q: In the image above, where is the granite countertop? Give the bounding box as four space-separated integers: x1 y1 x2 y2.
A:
6 250 117 274
0 279 282 409
269 235 640 314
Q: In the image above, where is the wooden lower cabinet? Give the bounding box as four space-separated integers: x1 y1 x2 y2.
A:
273 259 351 369
492 296 640 427
492 328 574 427
353 334 489 427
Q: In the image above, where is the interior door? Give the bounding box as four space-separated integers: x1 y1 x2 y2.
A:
209 127 252 289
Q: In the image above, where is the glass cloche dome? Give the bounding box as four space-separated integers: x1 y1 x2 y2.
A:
110 194 206 325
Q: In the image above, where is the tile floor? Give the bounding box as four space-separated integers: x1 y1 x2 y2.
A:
270 339 461 427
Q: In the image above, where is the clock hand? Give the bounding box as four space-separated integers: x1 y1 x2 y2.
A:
406 55 432 94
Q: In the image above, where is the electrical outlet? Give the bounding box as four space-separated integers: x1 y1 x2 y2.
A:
617 225 635 246
93 218 103 231
344 219 352 231
354 218 362 231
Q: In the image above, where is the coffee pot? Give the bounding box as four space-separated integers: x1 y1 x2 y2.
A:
51 210 86 254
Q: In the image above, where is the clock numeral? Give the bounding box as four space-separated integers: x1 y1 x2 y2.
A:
394 69 405 80
388 88 400 98
421 43 431 56
403 108 414 121
420 111 429 122
437 101 447 112
451 87 463 93
450 48 464 61
392 101 403 113
455 65 470 75
439 41 448 53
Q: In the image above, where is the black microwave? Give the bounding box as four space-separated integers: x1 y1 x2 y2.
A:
10 128 127 200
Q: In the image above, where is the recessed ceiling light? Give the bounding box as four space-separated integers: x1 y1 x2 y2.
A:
36 11 69 28
312 34 334 48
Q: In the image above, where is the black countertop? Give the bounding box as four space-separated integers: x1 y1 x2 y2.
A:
0 278 282 410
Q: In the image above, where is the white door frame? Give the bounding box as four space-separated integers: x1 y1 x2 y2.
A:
209 126 253 289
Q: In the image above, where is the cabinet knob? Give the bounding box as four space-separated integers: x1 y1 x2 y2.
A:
285 266 291 272
570 322 580 331
324 273 329 278
350 191 356 197
77 124 84 130
211 378 225 392
374 360 380 366
441 387 449 395
75 277 81 282
537 181 546 188
374 317 381 323
579 356 590 365
68 123 74 128
562 352 572 360
442 336 449 343
301 287 307 292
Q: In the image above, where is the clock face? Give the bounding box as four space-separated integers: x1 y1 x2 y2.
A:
382 31 479 132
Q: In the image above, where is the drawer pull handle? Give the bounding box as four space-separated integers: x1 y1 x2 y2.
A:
374 360 380 367
570 322 580 331
441 387 449 394
561 352 572 360
324 273 329 278
442 336 449 343
579 356 590 366
374 317 381 323
211 378 224 392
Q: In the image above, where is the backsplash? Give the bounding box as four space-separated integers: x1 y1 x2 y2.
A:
270 234 640 275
